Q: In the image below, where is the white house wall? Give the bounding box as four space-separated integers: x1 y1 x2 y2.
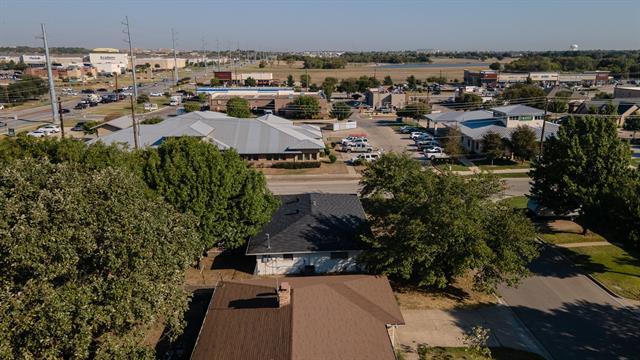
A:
255 251 361 275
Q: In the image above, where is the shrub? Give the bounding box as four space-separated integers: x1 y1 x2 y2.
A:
271 161 321 169
141 116 163 125
329 154 337 163
324 147 331 156
183 102 201 113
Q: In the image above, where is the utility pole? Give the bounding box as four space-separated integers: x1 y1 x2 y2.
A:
123 16 140 148
216 38 220 72
39 24 59 124
172 28 179 84
201 37 208 74
539 97 549 155
57 97 65 138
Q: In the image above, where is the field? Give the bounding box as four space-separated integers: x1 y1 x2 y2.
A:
235 57 493 84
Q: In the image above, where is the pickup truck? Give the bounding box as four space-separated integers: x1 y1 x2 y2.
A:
341 142 374 153
423 147 450 160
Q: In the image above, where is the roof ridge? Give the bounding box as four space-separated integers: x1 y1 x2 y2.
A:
327 281 401 325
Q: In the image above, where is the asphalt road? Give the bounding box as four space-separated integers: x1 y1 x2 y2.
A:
498 245 640 360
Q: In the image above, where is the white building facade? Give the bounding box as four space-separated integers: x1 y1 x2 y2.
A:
254 251 361 275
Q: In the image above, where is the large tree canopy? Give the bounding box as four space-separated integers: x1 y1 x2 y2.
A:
531 116 635 240
143 137 278 250
359 153 538 292
0 159 201 359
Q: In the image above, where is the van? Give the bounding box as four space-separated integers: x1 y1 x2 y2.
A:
341 142 373 153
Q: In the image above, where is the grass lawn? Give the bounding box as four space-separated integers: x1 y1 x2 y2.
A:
559 244 640 300
539 232 607 245
434 161 469 171
500 196 528 209
414 346 544 360
473 158 531 170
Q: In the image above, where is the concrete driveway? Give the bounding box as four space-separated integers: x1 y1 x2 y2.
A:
398 305 548 359
499 244 640 360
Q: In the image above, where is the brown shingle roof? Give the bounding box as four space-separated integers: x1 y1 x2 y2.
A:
190 275 403 360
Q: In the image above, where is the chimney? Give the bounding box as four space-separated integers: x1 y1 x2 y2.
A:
278 282 291 307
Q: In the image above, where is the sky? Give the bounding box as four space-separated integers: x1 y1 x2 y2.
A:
1 0 639 52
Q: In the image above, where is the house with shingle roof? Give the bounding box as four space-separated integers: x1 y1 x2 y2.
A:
88 111 325 163
190 275 404 360
246 193 368 275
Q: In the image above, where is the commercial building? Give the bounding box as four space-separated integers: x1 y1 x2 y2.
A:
89 111 325 163
246 193 368 275
365 88 406 110
198 87 329 117
88 52 129 74
213 71 274 86
134 57 186 70
614 86 640 99
190 275 404 360
20 55 46 68
51 57 84 68
463 70 498 87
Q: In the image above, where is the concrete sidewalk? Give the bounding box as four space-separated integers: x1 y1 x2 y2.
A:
558 241 612 248
397 305 549 359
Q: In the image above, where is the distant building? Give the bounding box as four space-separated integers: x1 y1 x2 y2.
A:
88 52 129 74
572 98 640 127
20 55 46 68
213 71 274 86
246 193 368 275
463 69 498 87
89 111 325 163
365 88 406 110
135 57 186 70
198 87 328 117
614 86 640 99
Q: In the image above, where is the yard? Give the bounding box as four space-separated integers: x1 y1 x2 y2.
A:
412 346 544 360
499 195 528 209
472 158 531 170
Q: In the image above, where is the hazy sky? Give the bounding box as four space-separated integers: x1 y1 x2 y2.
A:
1 0 639 51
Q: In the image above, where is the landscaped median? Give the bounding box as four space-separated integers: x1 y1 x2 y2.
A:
538 222 640 301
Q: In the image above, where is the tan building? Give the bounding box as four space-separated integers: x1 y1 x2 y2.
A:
135 57 187 70
201 88 328 117
365 88 406 110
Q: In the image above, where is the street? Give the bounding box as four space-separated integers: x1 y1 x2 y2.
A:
498 245 640 360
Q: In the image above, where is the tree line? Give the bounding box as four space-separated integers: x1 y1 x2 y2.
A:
0 75 49 104
0 137 278 358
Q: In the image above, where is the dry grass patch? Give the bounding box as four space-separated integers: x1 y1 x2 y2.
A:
394 274 497 310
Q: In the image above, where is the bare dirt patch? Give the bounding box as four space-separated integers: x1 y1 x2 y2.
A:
394 274 497 310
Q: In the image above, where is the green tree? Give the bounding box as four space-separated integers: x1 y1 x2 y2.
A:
548 98 568 113
321 77 338 98
510 125 538 162
356 75 380 93
300 74 311 88
624 115 640 140
489 62 502 71
482 131 505 164
183 101 201 113
331 101 353 120
143 137 278 250
209 78 222 86
338 78 358 94
425 76 447 85
502 84 546 108
396 102 430 119
286 74 295 87
136 94 150 104
0 159 201 359
359 153 538 292
244 76 257 87
226 96 251 118
456 93 483 107
383 75 393 86
288 95 320 119
441 126 464 158
406 75 418 90
531 116 633 236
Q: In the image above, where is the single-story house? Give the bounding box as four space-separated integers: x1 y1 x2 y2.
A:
88 111 325 163
457 119 560 154
491 104 545 126
246 193 368 275
190 275 405 360
572 98 640 127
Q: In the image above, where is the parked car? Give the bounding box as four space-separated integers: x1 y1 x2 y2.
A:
347 152 381 165
342 137 368 146
71 122 86 131
423 147 450 160
74 102 89 110
96 88 108 92
416 139 440 150
340 136 367 145
39 124 61 134
413 133 434 142
101 94 118 103
410 131 430 140
0 121 6 127
81 89 95 94
399 126 417 134
88 101 99 107
27 129 48 137
341 142 374 153
60 108 70 114
149 92 163 97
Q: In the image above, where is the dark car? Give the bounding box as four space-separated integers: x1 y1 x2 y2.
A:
0 121 6 127
88 101 99 107
71 122 86 131
96 88 108 92
74 102 89 109
81 89 95 94
60 108 71 114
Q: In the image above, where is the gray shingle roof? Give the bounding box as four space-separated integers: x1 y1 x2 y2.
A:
491 104 545 116
88 112 324 154
246 193 368 255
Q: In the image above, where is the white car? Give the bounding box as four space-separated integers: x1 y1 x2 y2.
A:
410 131 430 140
340 136 367 145
423 147 450 160
348 152 381 164
149 92 163 97
341 142 374 153
27 129 48 138
39 124 61 134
